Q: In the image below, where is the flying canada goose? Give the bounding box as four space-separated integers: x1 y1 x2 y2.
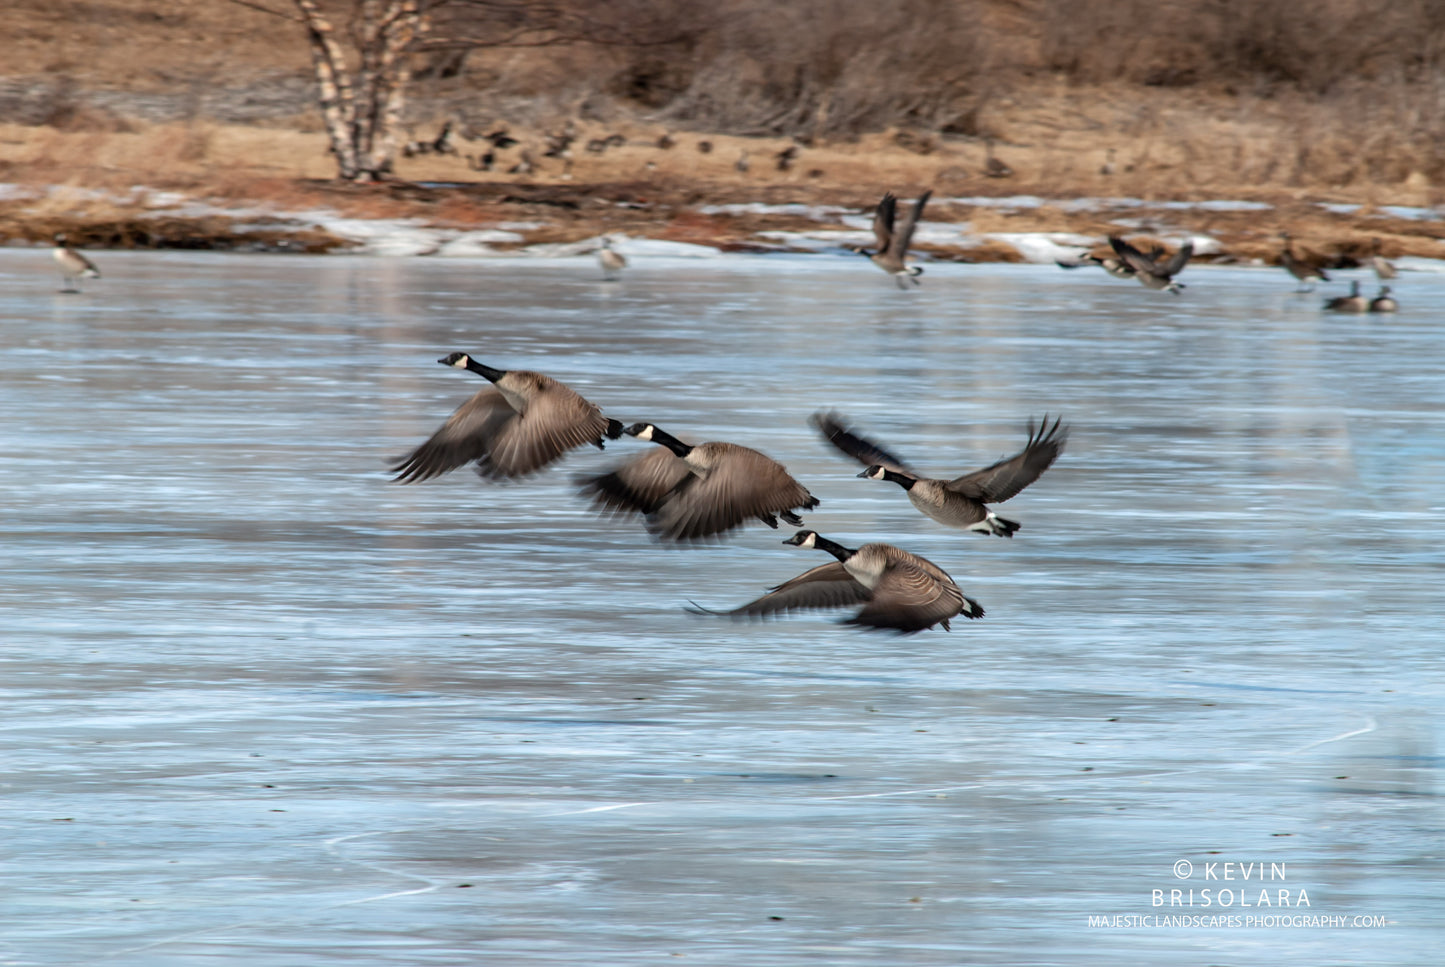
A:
576 423 819 542
689 530 984 633
1369 285 1398 313
1368 238 1398 280
52 233 100 293
1323 280 1368 313
858 190 931 288
596 236 627 280
391 353 624 482
1108 236 1192 294
811 412 1067 537
1279 232 1330 291
1055 251 1137 279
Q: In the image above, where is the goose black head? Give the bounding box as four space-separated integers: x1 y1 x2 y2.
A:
783 530 819 548
623 422 656 440
439 352 470 368
858 465 888 480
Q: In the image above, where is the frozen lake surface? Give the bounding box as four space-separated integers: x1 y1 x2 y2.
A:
1 249 1442 965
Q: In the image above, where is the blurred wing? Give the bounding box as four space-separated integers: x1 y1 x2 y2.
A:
649 447 814 542
390 388 515 482
1108 236 1159 276
577 447 691 517
809 411 915 473
871 192 897 252
719 561 870 618
891 189 931 255
945 415 1067 503
1161 240 1193 277
73 250 101 276
481 383 610 479
850 561 966 633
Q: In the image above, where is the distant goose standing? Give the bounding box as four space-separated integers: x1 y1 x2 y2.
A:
860 189 931 288
1108 235 1192 294
1368 237 1398 280
811 412 1067 537
52 233 100 292
1369 285 1398 313
597 236 627 281
391 353 624 482
577 422 818 542
690 530 984 633
984 138 1013 178
1323 280 1368 313
1279 232 1330 291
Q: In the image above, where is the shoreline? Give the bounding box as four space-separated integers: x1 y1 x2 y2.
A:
3 176 1443 269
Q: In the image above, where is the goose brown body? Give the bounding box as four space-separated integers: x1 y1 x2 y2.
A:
1323 280 1368 313
1107 236 1192 294
391 353 622 482
864 190 931 287
696 530 983 633
811 412 1067 537
577 423 818 542
52 233 100 292
1280 232 1330 290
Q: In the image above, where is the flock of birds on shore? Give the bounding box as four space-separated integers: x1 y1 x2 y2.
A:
389 351 1067 634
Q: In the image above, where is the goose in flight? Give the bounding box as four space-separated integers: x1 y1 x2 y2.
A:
860 190 931 287
1279 232 1330 291
391 353 624 482
577 423 818 542
1107 236 1192 294
690 530 984 633
812 412 1067 537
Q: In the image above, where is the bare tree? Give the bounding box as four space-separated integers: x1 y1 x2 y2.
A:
230 0 689 182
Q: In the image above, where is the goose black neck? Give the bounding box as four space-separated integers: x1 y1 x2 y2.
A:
880 468 916 490
811 534 858 563
463 358 506 383
645 427 694 458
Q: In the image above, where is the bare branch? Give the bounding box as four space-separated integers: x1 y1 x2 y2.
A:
224 0 303 21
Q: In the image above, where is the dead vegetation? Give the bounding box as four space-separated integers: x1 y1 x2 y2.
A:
3 1 1445 258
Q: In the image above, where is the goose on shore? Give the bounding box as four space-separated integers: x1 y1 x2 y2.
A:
858 190 931 288
1368 285 1397 313
690 530 984 633
596 236 627 280
577 423 818 542
52 233 100 292
1108 236 1192 294
811 412 1067 537
391 353 624 482
984 138 1013 178
1279 232 1330 291
1323 280 1368 313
